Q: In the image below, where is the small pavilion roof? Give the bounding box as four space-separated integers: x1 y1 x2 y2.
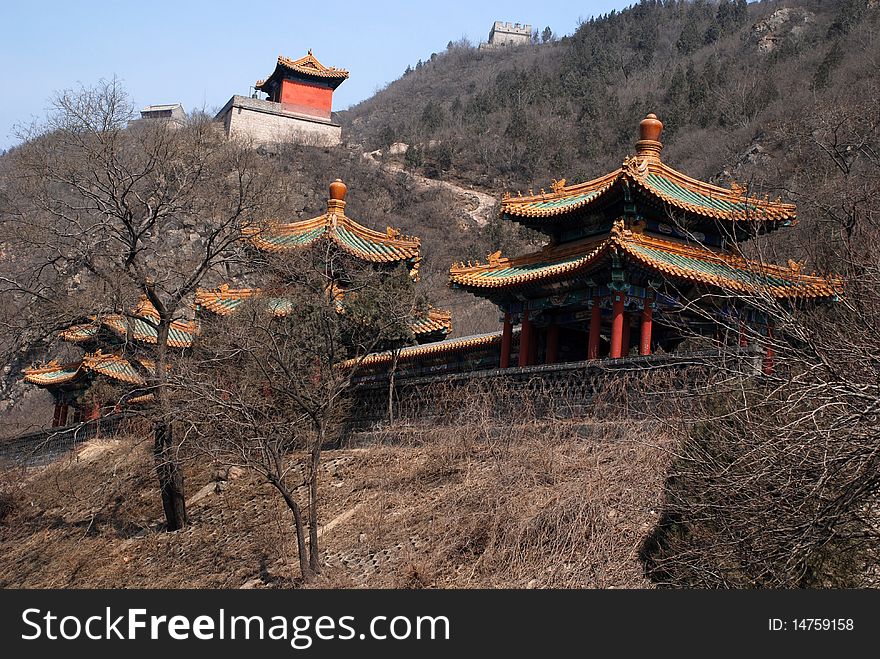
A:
23 351 154 388
22 361 85 386
450 220 839 300
195 286 290 317
247 179 421 266
256 51 349 91
410 308 453 337
195 285 452 339
60 297 198 348
82 352 153 385
501 114 796 228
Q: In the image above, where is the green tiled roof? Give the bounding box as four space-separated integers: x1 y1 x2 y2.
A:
626 242 793 288
255 226 325 248
334 225 411 260
512 191 603 212
124 318 195 345
60 324 100 342
644 173 757 215
266 297 294 315
478 254 586 280
249 213 421 263
34 366 81 382
501 159 796 226
450 229 838 299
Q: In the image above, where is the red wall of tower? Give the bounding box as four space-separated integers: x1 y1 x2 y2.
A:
280 79 333 120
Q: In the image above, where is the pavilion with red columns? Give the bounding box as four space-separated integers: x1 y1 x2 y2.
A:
450 113 839 369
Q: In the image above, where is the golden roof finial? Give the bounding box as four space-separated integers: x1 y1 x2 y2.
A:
329 178 347 201
635 113 663 161
551 178 566 193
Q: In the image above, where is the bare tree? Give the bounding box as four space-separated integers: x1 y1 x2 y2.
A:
642 92 880 587
4 79 276 530
177 247 421 581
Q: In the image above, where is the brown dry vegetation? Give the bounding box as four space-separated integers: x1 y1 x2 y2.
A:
0 414 672 589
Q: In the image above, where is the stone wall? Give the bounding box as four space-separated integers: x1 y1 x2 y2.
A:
215 95 342 148
348 348 764 430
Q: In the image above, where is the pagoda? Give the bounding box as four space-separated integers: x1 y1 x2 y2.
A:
450 114 839 369
195 179 452 345
22 298 197 426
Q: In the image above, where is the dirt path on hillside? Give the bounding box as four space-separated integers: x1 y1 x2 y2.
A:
361 151 496 227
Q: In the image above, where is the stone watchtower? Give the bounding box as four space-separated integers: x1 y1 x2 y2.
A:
480 21 532 49
215 50 349 148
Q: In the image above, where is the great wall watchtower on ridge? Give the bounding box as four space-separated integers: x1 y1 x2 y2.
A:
215 50 348 148
479 21 532 50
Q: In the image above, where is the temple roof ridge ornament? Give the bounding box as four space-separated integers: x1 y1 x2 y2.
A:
487 249 509 266
610 217 628 239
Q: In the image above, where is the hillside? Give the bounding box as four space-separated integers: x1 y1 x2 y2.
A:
1 0 879 591
343 0 879 257
0 417 672 588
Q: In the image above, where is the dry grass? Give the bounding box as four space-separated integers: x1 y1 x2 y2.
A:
0 415 674 588
326 418 674 588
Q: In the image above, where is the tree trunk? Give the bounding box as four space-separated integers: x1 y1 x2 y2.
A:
307 423 323 575
276 482 311 582
387 350 399 425
154 419 188 530
153 316 188 531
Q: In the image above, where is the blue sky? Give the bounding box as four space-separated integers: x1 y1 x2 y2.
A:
0 0 631 150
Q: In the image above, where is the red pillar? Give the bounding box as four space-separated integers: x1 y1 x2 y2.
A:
59 403 69 427
518 310 532 367
588 303 601 360
640 299 653 356
763 325 775 375
610 295 625 359
52 402 63 427
500 313 512 368
738 319 748 347
546 320 559 365
528 326 539 366
621 310 631 358
86 403 101 421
